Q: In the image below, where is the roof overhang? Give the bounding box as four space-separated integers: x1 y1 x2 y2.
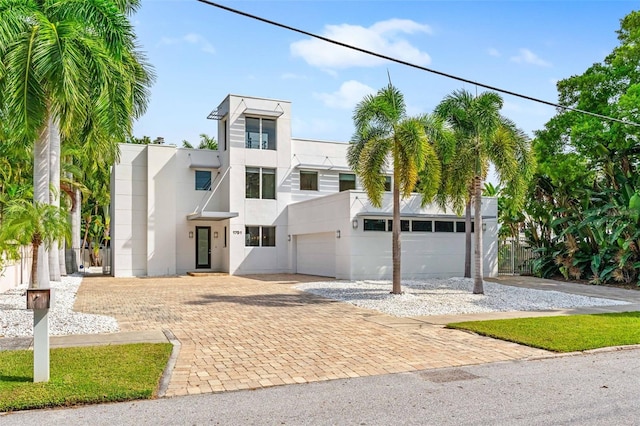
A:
294 163 352 172
189 162 221 169
187 211 239 221
243 108 284 118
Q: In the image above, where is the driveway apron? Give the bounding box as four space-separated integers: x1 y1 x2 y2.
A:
74 274 546 397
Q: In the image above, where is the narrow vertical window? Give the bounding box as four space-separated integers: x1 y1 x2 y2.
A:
246 167 260 198
262 168 276 199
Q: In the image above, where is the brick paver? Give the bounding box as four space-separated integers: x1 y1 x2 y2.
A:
74 274 546 397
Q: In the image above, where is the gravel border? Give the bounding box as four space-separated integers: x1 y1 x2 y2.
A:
295 277 631 317
0 275 119 338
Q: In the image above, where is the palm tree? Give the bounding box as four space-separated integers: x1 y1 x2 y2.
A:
348 84 442 294
183 133 218 150
0 200 69 288
435 89 532 294
0 0 153 283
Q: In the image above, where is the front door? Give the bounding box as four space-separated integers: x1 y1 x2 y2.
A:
195 226 211 269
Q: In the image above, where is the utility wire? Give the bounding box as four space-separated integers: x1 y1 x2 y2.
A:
197 0 640 128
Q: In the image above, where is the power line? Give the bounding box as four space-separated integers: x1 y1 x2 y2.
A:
197 0 640 128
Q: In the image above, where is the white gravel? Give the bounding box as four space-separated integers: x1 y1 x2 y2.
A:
295 277 631 317
0 275 119 338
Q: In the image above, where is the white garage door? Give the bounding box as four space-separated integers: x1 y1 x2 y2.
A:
296 232 336 278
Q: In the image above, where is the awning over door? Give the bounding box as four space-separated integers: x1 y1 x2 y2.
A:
187 211 239 221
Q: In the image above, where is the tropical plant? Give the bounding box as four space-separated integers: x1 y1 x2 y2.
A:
182 133 218 150
348 84 442 294
524 10 640 286
0 0 153 283
0 200 69 288
435 89 533 294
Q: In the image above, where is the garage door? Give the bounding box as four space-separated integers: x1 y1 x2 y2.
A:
296 232 336 278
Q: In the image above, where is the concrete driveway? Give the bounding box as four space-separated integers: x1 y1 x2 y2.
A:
74 274 546 397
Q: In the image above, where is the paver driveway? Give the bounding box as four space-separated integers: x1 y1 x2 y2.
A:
74 274 546 397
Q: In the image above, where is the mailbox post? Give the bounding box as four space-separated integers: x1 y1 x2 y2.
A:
26 288 52 382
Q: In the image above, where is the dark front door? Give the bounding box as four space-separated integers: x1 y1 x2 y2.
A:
196 226 211 269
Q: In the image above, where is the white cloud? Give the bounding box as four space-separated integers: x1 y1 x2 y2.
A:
291 18 432 69
314 80 376 109
510 48 551 67
487 47 501 57
159 32 215 55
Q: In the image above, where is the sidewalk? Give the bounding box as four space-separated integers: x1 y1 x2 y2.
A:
0 330 168 351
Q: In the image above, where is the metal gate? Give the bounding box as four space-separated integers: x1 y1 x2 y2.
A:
498 238 535 275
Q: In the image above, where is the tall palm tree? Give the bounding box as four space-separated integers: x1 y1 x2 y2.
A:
0 200 69 288
348 84 442 294
435 89 532 294
0 0 153 283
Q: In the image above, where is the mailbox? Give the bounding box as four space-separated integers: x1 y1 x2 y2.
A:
26 288 52 310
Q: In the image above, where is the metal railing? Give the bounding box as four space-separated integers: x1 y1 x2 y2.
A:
498 238 535 275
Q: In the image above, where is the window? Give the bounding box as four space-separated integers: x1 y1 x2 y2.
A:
412 220 432 232
456 222 474 233
195 170 211 191
262 226 276 247
246 117 276 150
245 226 260 246
435 221 455 232
245 226 276 247
384 176 392 192
387 220 410 232
300 171 318 191
246 167 276 199
339 173 356 192
224 226 227 248
221 119 227 151
364 219 386 231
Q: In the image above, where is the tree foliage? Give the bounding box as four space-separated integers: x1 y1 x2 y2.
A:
522 10 640 285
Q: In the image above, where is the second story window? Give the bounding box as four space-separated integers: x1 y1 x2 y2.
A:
246 117 276 150
339 173 356 192
300 171 318 191
246 167 276 199
195 170 211 191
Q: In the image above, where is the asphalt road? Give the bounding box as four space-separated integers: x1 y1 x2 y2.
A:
2 348 639 425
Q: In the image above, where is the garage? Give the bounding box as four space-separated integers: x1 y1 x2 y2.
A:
296 232 336 278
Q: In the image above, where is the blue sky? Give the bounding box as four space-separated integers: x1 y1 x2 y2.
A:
132 1 638 146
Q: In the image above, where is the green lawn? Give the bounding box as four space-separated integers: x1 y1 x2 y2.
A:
447 311 640 352
0 343 172 412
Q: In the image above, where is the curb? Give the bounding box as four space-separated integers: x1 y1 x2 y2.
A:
157 329 181 398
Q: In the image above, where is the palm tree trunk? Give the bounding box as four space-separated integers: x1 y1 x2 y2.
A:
34 124 50 289
473 175 484 294
71 188 82 273
391 176 402 294
464 199 472 278
30 243 40 289
48 118 61 281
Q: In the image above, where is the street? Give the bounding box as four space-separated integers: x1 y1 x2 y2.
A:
2 347 638 425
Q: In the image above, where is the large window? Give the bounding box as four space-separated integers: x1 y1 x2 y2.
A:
246 117 276 150
245 226 276 247
412 220 432 232
339 173 356 192
435 221 455 232
195 170 211 191
246 167 276 199
300 171 318 191
364 219 386 231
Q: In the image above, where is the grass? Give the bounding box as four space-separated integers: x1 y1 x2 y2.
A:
0 343 172 412
447 311 640 352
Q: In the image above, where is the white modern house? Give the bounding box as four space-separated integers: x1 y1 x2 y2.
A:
110 94 498 279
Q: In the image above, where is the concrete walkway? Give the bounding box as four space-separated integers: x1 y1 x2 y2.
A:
2 274 638 398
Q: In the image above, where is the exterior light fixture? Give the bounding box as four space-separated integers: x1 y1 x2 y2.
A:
214 231 219 239
336 230 341 239
288 234 291 242
482 222 487 232
352 218 358 229
188 231 194 238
